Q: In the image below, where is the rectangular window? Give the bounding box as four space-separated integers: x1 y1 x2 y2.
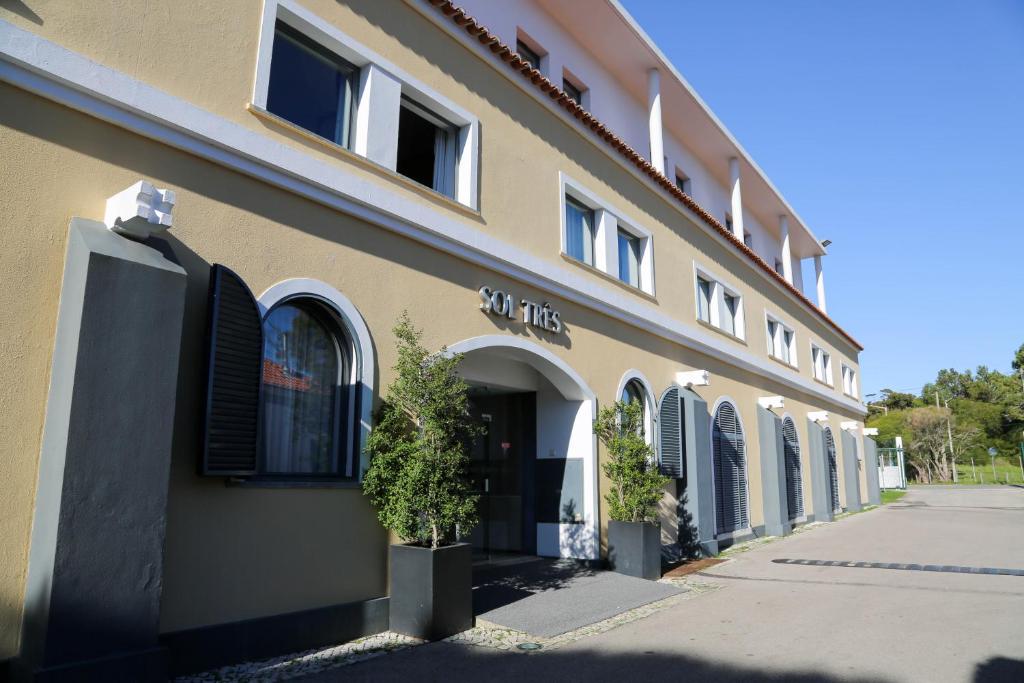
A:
721 293 739 337
774 258 784 275
812 345 833 385
517 39 542 71
675 171 691 195
725 214 734 232
743 230 753 248
842 365 858 398
396 97 458 198
617 230 641 288
267 21 357 147
696 277 712 323
767 317 796 367
565 196 595 266
563 77 583 105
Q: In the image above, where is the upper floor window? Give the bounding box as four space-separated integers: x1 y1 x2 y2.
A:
695 267 745 340
396 97 457 198
812 344 833 385
675 170 692 195
842 364 859 398
565 196 596 266
617 229 641 288
766 316 797 367
743 230 753 249
262 299 352 477
267 21 357 147
516 35 546 73
774 258 784 275
563 77 583 106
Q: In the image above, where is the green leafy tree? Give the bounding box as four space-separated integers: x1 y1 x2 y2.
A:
594 400 668 523
879 388 917 411
362 313 479 548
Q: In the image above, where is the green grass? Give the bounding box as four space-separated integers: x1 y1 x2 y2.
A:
880 489 907 504
952 460 1024 486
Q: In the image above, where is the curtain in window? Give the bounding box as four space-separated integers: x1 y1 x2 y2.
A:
618 231 640 287
262 303 342 475
565 200 594 265
433 127 456 198
697 279 711 322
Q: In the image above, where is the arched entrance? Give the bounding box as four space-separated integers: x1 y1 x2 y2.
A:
447 335 598 561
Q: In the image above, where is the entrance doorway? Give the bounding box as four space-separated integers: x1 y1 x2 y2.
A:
467 391 536 561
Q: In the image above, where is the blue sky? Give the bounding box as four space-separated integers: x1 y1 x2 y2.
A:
621 0 1024 399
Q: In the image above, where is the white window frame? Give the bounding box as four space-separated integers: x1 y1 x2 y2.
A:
811 342 834 386
693 262 745 341
252 0 480 208
765 312 798 368
559 174 655 295
842 364 859 399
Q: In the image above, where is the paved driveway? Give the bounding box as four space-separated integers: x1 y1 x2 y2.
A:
304 487 1024 682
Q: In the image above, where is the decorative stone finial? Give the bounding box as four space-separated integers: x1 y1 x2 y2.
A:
104 180 175 240
808 411 830 423
863 427 879 436
758 396 785 411
841 421 859 432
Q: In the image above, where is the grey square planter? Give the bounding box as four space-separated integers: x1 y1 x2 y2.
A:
389 542 472 640
607 520 662 580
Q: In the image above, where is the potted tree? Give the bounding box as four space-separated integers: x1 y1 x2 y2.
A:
363 313 479 640
595 399 668 580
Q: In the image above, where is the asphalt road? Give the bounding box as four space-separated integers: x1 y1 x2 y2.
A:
305 486 1024 682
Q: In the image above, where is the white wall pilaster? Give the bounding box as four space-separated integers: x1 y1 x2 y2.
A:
814 254 827 313
647 68 664 175
779 215 793 284
729 157 744 240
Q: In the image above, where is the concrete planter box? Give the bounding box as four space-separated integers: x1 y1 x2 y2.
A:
389 542 472 640
607 520 662 580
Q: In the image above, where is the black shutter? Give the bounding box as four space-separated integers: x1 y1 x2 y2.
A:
825 428 840 512
202 265 263 476
782 418 804 519
658 386 683 478
713 402 748 533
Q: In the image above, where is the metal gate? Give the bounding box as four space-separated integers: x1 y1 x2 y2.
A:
713 402 748 534
824 427 840 512
782 417 804 519
877 445 907 489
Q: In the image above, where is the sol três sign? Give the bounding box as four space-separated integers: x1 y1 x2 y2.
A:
478 286 563 334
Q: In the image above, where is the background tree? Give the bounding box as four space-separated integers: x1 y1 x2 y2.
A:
362 313 479 549
594 400 668 523
906 406 952 483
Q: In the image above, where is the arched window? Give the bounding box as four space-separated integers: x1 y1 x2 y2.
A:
824 427 840 512
621 378 646 424
261 299 352 476
782 417 804 520
712 401 749 534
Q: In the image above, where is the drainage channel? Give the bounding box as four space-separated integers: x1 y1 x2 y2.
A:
773 558 1024 576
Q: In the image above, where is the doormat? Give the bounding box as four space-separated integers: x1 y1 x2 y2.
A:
662 557 726 578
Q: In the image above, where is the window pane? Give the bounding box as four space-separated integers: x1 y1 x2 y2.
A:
563 78 583 105
267 23 354 146
617 230 640 287
397 102 456 196
782 330 792 363
722 294 737 336
621 380 646 434
697 278 711 323
262 303 344 475
767 320 777 355
565 198 594 265
517 39 541 71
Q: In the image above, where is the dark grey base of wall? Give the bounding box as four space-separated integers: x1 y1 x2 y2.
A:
161 597 389 677
7 646 166 683
715 525 766 552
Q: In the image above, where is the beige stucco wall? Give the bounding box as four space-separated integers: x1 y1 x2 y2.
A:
0 0 866 658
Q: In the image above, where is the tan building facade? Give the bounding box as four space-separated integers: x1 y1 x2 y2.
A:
0 1 878 678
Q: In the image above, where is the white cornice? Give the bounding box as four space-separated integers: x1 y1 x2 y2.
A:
0 20 865 416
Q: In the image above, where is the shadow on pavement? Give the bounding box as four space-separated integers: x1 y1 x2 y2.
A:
974 656 1024 682
302 643 896 682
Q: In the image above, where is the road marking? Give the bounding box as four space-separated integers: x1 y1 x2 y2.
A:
772 559 1024 576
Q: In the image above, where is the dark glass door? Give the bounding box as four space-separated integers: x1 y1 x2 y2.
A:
467 393 535 560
